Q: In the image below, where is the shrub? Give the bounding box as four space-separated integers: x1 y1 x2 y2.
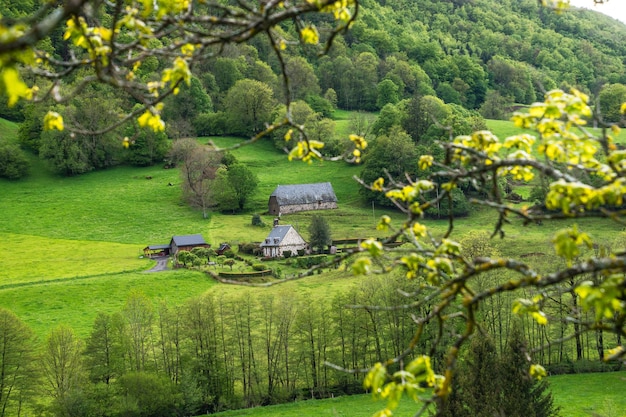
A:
223 249 235 258
295 255 328 269
283 250 292 258
0 142 30 179
425 188 470 218
193 111 227 136
252 264 266 271
251 213 265 227
297 249 305 256
238 242 259 255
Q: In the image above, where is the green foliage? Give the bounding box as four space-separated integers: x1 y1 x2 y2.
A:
124 123 170 167
252 263 266 271
285 56 321 101
117 372 182 417
0 141 29 179
223 79 275 136
479 90 514 120
295 255 328 269
305 94 334 118
499 324 559 417
424 187 470 218
39 95 124 175
0 308 36 416
308 215 332 253
193 111 227 136
39 127 91 175
176 250 194 266
598 83 626 124
227 163 259 211
18 103 45 154
163 76 213 138
376 79 400 108
251 213 265 227
272 100 316 151
371 103 403 136
359 127 418 206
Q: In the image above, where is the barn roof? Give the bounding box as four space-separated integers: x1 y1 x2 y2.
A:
145 244 170 250
270 182 337 206
260 225 299 247
171 234 208 247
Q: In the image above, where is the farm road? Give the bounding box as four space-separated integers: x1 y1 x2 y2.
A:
145 256 169 272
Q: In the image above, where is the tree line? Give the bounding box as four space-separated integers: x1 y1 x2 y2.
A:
0 261 618 417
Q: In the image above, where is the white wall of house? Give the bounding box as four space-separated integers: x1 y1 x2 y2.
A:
262 227 307 257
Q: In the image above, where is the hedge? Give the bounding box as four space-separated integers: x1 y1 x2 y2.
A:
218 270 271 279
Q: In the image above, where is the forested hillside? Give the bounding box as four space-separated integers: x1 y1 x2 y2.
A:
2 0 626 181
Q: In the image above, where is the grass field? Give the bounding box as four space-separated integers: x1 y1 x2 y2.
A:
0 113 620 335
1 115 624 338
205 371 626 417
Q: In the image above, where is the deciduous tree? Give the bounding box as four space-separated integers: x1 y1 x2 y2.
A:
40 325 86 415
308 215 332 254
0 308 36 417
223 79 276 137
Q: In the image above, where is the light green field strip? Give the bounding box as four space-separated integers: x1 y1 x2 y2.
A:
0 269 215 338
0 232 150 286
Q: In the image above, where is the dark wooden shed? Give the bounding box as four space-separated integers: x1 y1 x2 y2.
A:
169 234 210 255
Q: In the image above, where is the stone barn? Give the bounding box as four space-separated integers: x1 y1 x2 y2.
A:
268 182 338 215
260 225 307 258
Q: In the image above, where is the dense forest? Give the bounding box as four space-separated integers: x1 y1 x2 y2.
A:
2 0 626 181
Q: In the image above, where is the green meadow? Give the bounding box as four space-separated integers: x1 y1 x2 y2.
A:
206 371 626 417
1 115 624 336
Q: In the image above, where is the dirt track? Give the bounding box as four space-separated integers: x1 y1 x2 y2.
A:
145 256 168 272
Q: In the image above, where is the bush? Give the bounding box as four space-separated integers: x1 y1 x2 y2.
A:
425 188 470 218
0 142 30 179
238 242 259 255
251 213 265 227
252 264 266 271
297 249 305 256
305 94 334 118
283 250 292 258
223 249 235 258
192 111 227 136
295 255 328 269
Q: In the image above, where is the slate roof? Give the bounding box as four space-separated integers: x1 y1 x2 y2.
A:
260 225 296 247
171 234 208 247
270 182 337 205
145 244 171 250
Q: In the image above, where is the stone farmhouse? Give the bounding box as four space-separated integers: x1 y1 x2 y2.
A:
260 225 307 258
143 234 210 257
268 182 338 216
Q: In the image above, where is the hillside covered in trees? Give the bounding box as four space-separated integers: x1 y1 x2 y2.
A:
2 0 626 181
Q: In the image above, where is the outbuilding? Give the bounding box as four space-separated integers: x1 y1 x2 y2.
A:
169 234 211 255
268 182 338 215
143 244 171 257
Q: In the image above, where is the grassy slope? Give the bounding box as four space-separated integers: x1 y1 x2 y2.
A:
1 116 625 414
206 371 626 417
1 115 624 338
